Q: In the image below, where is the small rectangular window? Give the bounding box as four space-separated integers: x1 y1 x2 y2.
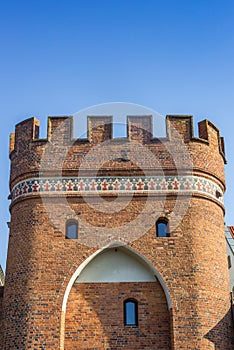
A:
124 299 138 326
66 220 78 239
156 219 170 237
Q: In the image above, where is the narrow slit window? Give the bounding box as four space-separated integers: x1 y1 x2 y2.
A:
156 219 169 237
124 299 138 326
66 220 78 239
228 255 232 269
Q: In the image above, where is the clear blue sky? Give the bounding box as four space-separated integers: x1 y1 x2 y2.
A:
0 0 234 270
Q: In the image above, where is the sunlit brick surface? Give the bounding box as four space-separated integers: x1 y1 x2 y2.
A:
1 115 233 349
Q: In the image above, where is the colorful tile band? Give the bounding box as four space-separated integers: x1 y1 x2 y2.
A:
11 176 224 204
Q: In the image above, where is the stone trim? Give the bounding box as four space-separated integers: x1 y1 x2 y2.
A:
11 175 224 204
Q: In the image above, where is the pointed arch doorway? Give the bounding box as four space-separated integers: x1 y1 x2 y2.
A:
62 245 172 349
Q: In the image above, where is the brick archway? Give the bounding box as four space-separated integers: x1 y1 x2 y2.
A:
60 244 173 349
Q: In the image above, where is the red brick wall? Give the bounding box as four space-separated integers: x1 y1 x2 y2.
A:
9 116 226 187
133 198 234 349
0 287 4 344
3 195 233 349
2 116 233 349
65 282 171 349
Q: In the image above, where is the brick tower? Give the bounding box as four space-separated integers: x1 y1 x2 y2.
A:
1 115 233 349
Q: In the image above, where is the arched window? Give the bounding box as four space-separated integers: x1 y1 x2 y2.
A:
124 299 138 326
156 218 169 237
66 220 78 239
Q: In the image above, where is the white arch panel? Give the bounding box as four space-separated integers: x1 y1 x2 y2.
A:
76 247 156 283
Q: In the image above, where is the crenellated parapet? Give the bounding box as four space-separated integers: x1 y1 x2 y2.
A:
10 115 226 154
9 115 226 203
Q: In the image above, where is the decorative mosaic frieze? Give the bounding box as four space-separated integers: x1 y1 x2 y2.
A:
11 175 224 204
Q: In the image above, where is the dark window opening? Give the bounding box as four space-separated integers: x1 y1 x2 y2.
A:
156 218 170 237
124 299 138 326
228 255 232 269
66 220 78 239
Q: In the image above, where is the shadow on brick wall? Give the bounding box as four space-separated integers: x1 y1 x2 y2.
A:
0 286 4 344
204 308 234 349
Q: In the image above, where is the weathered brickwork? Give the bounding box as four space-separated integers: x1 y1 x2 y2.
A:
65 282 171 349
0 286 4 344
1 115 233 349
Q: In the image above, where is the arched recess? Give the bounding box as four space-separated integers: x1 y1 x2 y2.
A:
60 242 173 350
